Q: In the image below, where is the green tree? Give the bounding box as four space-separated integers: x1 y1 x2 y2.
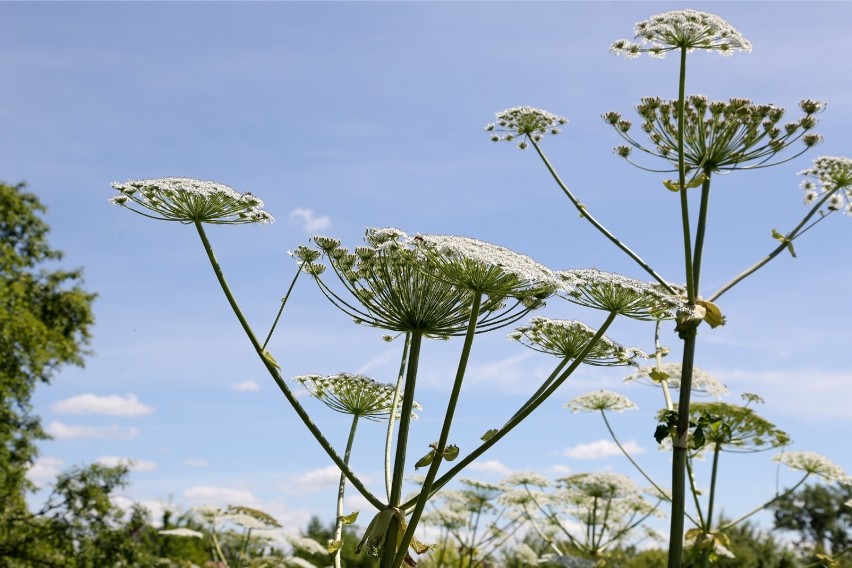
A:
772 484 852 567
0 181 96 563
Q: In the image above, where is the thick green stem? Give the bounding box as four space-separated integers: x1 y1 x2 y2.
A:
380 332 424 568
691 169 713 293
193 222 382 509
392 293 483 568
669 333 696 568
334 415 360 568
530 139 674 293
385 333 412 501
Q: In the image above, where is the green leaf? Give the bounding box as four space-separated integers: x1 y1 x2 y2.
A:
663 179 681 192
696 299 725 328
481 429 498 442
261 350 281 371
415 450 435 469
338 511 359 525
648 369 670 383
327 540 342 553
442 445 459 461
771 228 796 258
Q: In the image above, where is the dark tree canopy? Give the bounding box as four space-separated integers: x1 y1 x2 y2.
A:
0 181 96 563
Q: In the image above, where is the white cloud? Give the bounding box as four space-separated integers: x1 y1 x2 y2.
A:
468 459 513 477
47 421 139 440
183 458 209 468
231 380 260 392
27 456 65 486
344 494 372 511
563 439 644 460
52 393 154 416
97 456 157 472
184 486 257 506
549 464 573 476
291 465 342 493
721 368 852 420
290 208 331 232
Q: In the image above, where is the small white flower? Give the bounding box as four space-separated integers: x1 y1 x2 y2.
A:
798 156 852 216
502 471 552 488
486 106 568 148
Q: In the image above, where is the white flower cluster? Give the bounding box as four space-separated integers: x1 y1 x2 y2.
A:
111 177 274 225
773 451 850 483
624 362 729 398
610 9 752 59
799 156 852 216
415 233 560 298
510 316 647 366
294 373 416 421
485 106 568 150
502 471 552 488
565 390 638 413
559 269 684 321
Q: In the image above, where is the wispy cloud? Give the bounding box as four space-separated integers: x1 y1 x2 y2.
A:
184 486 257 506
47 421 139 440
291 465 342 493
183 458 209 468
230 380 260 392
563 439 643 460
290 208 331 232
27 456 65 486
97 456 157 472
468 459 513 477
52 393 154 416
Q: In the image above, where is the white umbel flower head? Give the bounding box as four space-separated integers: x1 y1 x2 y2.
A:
110 177 273 224
611 9 752 59
625 362 729 398
486 106 568 149
414 234 560 302
798 156 852 217
294 373 417 422
565 390 638 413
510 316 647 366
559 269 684 321
773 451 849 483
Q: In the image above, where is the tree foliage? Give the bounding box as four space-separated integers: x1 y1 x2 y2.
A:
0 181 96 564
772 484 852 566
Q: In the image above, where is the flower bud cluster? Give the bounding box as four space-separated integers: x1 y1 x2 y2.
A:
799 156 852 216
485 107 568 150
610 9 751 59
606 97 824 173
110 177 274 224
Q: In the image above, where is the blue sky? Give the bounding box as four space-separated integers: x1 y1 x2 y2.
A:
4 0 851 546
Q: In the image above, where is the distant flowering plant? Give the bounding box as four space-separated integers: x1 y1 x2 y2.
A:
773 451 850 483
625 363 729 399
565 390 638 413
110 177 273 225
610 9 752 58
485 106 568 149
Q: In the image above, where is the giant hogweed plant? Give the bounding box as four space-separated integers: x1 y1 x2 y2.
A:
486 8 850 568
110 182 665 567
108 9 852 568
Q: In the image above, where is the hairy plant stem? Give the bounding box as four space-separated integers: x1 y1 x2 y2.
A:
193 222 382 509
530 139 674 294
669 44 697 568
381 331 424 567
385 333 412 501
334 414 360 568
391 293 483 568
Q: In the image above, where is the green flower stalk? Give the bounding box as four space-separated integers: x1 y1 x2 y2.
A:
295 373 416 568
